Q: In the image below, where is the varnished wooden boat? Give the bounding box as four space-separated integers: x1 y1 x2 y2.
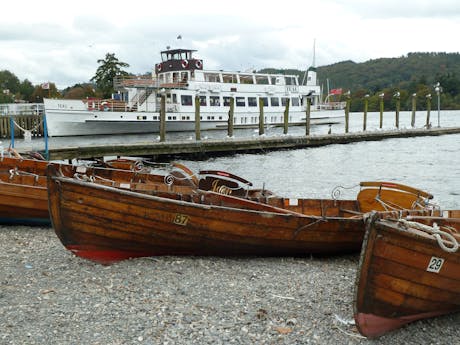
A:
354 213 460 338
0 154 274 225
0 156 197 225
46 163 440 263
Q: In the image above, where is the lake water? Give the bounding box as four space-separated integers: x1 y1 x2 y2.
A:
5 110 460 209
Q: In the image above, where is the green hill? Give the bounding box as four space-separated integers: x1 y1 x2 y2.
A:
260 52 460 110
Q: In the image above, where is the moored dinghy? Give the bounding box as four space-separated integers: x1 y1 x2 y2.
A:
354 213 460 338
46 164 440 264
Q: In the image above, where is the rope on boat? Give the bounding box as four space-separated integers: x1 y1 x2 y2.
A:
398 219 459 253
9 168 39 182
13 118 44 133
331 184 360 200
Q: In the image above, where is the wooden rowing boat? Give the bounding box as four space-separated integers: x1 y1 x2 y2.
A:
0 154 277 225
354 213 460 338
46 164 440 264
0 156 197 225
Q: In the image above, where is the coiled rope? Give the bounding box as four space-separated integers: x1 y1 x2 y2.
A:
398 219 459 253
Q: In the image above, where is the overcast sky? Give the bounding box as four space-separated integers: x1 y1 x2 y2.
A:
1 0 459 88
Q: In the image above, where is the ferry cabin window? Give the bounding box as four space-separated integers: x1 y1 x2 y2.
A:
236 97 245 107
210 96 220 106
291 97 300 106
172 94 177 103
270 97 280 106
260 97 268 107
199 96 207 106
239 75 254 84
173 72 179 83
255 76 269 85
204 73 221 82
248 97 257 107
285 76 296 85
181 72 188 83
181 95 193 106
270 77 277 85
281 97 289 106
223 97 231 106
222 74 237 83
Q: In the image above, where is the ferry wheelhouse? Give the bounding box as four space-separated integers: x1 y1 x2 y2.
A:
44 48 338 137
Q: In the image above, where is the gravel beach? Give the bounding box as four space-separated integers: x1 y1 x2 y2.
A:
1 225 458 345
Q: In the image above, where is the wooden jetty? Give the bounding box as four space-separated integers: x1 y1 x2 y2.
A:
42 126 460 160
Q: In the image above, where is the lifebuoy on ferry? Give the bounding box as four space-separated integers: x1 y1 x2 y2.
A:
181 60 189 69
195 60 202 69
157 63 162 72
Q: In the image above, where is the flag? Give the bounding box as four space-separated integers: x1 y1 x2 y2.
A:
41 82 50 90
330 88 342 95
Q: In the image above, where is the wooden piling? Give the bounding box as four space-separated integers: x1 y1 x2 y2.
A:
379 94 384 129
194 95 201 141
426 95 432 128
411 94 417 127
305 98 311 136
227 97 234 137
345 94 351 133
258 98 265 136
395 94 400 129
283 98 290 135
363 95 369 131
160 94 166 142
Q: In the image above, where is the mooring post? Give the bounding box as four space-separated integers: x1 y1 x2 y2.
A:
379 93 384 129
160 94 166 142
411 93 417 127
305 98 311 136
194 95 201 141
9 116 14 148
426 94 432 128
259 98 265 136
394 91 400 129
283 98 290 135
43 114 49 160
227 97 234 137
344 91 351 133
363 94 369 131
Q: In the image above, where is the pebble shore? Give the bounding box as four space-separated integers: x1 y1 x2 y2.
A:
1 225 458 345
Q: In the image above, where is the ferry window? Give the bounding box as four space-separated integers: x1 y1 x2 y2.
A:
181 95 193 106
236 97 245 107
281 97 289 106
172 94 177 103
270 97 280 106
173 72 179 83
222 73 237 83
255 76 269 85
291 97 300 106
199 96 207 106
159 75 165 83
285 76 296 85
270 77 277 85
223 97 232 106
204 73 221 82
248 97 257 107
210 96 220 106
260 97 268 107
239 75 254 84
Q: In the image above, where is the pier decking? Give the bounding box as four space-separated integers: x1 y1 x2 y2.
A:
41 126 460 160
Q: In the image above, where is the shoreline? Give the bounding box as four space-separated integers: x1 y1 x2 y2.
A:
1 225 458 344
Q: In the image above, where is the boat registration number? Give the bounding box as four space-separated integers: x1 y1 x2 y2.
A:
173 214 189 226
426 256 444 273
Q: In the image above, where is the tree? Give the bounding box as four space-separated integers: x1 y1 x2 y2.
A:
91 53 129 98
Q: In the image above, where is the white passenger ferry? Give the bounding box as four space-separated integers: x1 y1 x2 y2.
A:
44 48 342 137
